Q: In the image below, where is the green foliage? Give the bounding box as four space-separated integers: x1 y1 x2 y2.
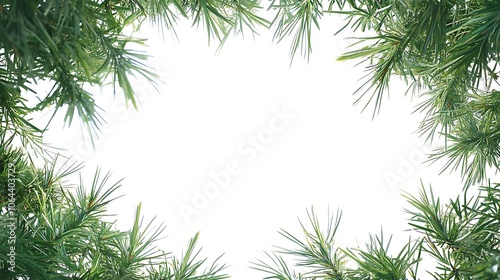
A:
0 140 228 279
269 0 323 61
404 183 500 279
2 0 500 279
343 233 421 280
328 0 500 187
146 232 229 280
255 183 500 279
0 0 268 148
252 208 346 279
253 0 500 266
0 0 262 278
3 0 498 187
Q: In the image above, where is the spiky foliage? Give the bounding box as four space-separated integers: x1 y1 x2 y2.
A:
0 0 269 148
404 184 500 279
145 232 229 280
262 0 500 187
3 0 500 279
252 208 347 279
255 184 500 279
0 140 228 279
318 0 500 187
255 0 500 278
343 233 422 280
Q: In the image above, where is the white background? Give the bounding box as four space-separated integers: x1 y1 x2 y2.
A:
38 14 468 279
